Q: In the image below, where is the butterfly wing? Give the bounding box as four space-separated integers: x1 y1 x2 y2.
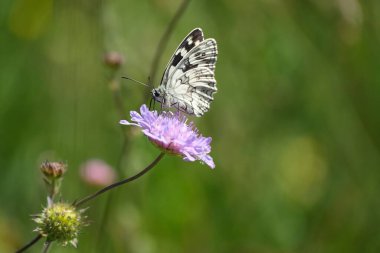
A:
160 29 218 117
160 28 204 86
166 66 217 116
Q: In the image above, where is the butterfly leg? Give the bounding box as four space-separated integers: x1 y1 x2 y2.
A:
149 98 154 110
160 98 165 112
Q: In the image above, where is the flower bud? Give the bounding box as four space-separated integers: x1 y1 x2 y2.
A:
34 203 85 247
40 161 66 180
40 161 67 202
104 52 124 69
80 159 116 187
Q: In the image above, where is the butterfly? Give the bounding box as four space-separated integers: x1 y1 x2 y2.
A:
151 28 218 117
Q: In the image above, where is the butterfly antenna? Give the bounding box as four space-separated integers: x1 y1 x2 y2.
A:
122 76 150 87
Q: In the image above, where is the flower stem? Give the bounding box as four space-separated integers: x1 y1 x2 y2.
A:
15 234 42 253
148 0 191 88
41 241 52 253
74 152 165 207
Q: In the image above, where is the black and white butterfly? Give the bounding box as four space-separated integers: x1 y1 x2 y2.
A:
151 28 218 117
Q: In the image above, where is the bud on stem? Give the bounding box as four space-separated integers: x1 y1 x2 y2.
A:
40 161 67 203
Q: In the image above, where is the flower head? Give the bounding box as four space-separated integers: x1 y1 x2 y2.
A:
80 159 116 186
120 105 215 169
33 203 86 247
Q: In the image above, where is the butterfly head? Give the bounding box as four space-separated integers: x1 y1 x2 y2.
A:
151 87 165 103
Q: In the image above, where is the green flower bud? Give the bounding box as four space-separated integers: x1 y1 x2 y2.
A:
34 203 86 247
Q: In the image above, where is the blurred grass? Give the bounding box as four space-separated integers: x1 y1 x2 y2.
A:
1 0 380 252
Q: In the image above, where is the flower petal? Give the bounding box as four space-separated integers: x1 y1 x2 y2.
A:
202 155 215 169
119 120 139 127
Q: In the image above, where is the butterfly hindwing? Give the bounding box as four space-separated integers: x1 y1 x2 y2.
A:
168 67 216 116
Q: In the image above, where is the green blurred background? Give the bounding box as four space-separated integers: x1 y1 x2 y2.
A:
1 0 380 252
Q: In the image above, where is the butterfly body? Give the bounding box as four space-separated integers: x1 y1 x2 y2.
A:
152 28 218 117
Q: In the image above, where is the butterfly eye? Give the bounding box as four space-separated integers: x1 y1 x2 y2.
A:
153 90 160 97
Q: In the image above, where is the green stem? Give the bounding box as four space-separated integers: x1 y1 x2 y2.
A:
94 192 114 252
148 0 191 88
15 234 42 253
41 241 52 253
74 152 165 207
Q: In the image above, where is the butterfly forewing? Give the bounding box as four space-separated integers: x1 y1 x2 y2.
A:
156 28 218 117
166 38 217 89
161 28 204 86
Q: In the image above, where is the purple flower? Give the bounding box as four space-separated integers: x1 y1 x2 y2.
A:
120 105 215 169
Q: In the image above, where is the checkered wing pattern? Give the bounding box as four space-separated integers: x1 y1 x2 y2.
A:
155 28 218 117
